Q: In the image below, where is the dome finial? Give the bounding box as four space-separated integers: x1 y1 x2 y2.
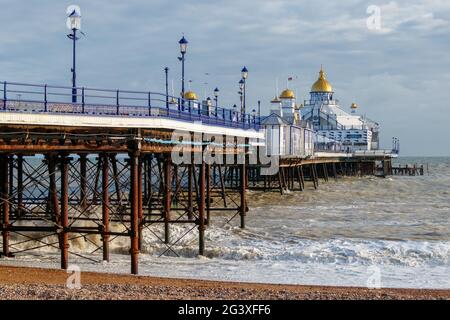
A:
319 65 326 79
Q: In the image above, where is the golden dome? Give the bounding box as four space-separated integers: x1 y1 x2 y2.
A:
351 102 358 109
311 67 333 93
279 89 295 99
184 91 198 100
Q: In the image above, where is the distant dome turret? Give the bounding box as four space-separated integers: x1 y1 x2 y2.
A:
184 91 198 100
280 89 295 99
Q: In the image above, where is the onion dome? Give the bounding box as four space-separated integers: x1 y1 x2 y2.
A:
279 89 295 99
184 91 198 101
311 67 333 93
351 102 358 109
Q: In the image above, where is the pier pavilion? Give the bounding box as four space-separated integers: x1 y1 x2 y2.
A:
301 67 380 152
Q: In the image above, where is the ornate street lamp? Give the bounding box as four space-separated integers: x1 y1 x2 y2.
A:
178 36 188 101
164 67 169 109
213 87 219 114
241 66 248 79
67 7 82 103
241 66 248 115
239 79 245 115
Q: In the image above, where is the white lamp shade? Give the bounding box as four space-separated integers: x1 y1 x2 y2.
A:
68 10 81 30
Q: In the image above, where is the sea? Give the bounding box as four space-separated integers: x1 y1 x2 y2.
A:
1 156 449 289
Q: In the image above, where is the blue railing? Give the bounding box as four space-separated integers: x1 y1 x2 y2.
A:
0 81 260 130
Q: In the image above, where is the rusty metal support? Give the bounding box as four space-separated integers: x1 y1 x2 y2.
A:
332 163 338 181
163 154 171 244
218 164 227 207
146 155 153 216
187 163 193 220
101 154 110 262
79 154 87 209
17 154 24 216
92 157 101 203
110 154 122 203
206 163 211 226
198 151 206 255
60 154 69 270
296 166 303 191
129 149 140 275
1 155 11 257
311 164 318 189
47 155 60 224
138 155 143 250
240 138 248 229
322 163 329 182
8 156 13 215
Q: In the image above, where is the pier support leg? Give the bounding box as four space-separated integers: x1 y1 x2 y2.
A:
1 155 11 257
332 163 338 181
198 154 206 255
47 155 60 224
218 164 227 208
110 154 122 204
322 163 329 182
163 154 171 244
206 163 211 226
79 154 87 209
240 138 248 229
299 166 305 190
101 154 110 262
277 170 284 195
187 163 193 220
296 166 303 191
60 154 69 270
312 165 318 189
8 156 13 215
146 155 153 216
92 158 101 204
138 156 143 250
17 154 24 217
129 149 140 275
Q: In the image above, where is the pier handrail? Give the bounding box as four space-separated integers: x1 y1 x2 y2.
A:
0 81 260 130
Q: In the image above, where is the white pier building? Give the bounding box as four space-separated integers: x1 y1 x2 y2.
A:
301 67 380 152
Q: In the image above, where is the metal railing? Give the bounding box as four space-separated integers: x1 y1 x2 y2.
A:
0 81 260 130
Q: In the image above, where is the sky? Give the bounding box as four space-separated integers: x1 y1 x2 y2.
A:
0 0 449 156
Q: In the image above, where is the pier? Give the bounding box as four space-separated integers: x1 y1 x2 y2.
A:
0 81 398 274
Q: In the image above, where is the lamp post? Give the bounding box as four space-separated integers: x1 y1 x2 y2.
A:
67 8 81 103
164 67 169 109
239 79 244 117
178 36 188 101
241 66 248 115
213 87 219 115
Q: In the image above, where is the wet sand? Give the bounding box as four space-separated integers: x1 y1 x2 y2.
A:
0 265 449 300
